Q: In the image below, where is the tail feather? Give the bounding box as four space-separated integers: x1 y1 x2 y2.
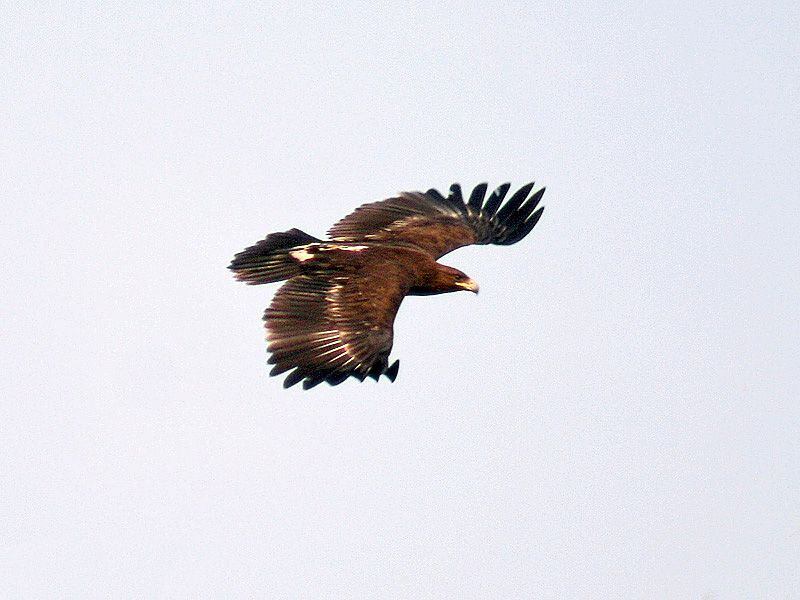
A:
229 228 320 284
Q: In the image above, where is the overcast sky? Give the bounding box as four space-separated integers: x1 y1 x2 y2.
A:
3 2 799 598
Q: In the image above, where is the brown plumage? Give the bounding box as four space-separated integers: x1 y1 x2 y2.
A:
229 182 545 389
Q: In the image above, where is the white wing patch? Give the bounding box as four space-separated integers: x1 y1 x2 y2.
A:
290 247 315 262
290 244 367 263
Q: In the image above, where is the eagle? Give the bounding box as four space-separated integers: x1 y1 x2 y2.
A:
230 182 545 389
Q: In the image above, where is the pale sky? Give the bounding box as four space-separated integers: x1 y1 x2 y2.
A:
3 2 799 598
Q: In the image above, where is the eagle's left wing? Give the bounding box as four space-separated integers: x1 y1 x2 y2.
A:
264 262 408 389
328 182 545 259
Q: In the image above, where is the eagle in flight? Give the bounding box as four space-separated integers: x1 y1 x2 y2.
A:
230 182 545 389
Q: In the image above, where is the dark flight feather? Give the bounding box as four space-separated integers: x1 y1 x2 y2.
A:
481 183 511 217
466 182 488 213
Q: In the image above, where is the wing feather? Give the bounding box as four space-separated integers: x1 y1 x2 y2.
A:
328 182 545 258
481 183 511 218
466 182 488 213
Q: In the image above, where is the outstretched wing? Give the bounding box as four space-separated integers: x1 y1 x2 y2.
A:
328 182 545 258
264 265 406 389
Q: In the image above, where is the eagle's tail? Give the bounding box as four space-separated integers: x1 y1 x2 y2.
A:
229 228 321 284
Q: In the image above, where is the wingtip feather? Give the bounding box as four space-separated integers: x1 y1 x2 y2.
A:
482 183 511 216
384 360 400 382
467 183 488 212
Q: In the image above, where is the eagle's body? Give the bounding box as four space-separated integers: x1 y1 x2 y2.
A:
230 182 545 389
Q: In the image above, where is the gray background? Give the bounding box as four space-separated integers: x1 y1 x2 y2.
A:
3 2 798 598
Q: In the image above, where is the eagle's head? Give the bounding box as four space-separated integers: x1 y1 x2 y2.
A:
436 265 480 294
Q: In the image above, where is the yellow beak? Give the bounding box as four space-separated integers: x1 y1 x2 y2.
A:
458 278 480 294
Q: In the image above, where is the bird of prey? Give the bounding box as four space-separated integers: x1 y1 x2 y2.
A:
230 182 545 389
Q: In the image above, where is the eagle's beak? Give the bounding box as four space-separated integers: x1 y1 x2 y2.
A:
459 278 480 294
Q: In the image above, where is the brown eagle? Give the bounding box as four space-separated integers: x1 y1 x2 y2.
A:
230 182 545 389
